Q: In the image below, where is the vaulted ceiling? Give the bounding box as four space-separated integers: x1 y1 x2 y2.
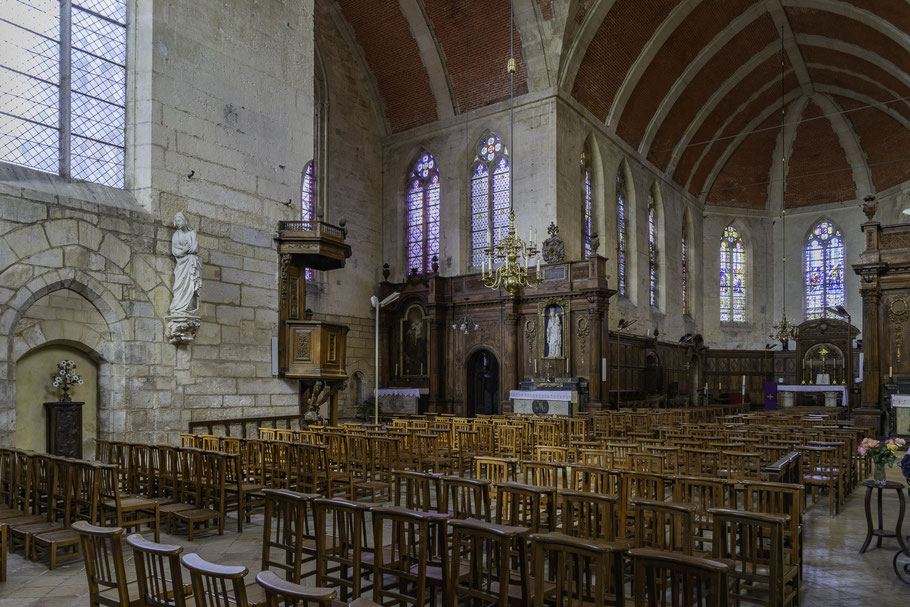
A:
326 0 910 209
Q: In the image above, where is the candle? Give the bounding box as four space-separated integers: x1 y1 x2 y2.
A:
741 375 746 395
395 364 398 376
487 230 492 246
890 366 893 378
420 363 424 375
529 229 533 243
535 360 538 374
537 257 541 274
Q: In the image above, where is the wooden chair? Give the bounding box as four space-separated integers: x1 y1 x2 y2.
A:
568 465 619 496
454 429 480 474
181 552 265 607
522 461 568 489
633 499 697 555
534 446 570 463
8 455 70 554
797 445 842 515
99 463 161 543
370 506 450 606
0 523 6 583
681 448 719 477
447 518 531 605
353 437 397 502
415 433 454 474
314 497 374 601
255 570 341 606
261 488 319 583
528 531 625 606
32 461 100 569
578 449 614 468
673 476 727 552
224 451 265 532
630 548 731 607
719 451 763 480
72 521 139 607
495 482 558 533
179 434 198 448
392 469 442 513
475 457 518 500
709 508 798 607
740 480 804 576
559 489 620 542
126 534 192 607
441 476 492 521
170 450 225 540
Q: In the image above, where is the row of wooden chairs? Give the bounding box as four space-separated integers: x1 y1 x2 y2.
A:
73 519 380 607
259 484 796 606
0 448 159 569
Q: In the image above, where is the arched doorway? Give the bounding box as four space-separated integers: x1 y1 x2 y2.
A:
467 350 499 416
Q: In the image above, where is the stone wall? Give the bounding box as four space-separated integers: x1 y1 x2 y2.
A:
0 0 386 446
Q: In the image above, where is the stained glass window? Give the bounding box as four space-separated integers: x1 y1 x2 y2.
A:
682 220 689 316
406 152 440 274
720 225 746 322
648 191 658 307
805 220 845 320
301 162 314 281
470 133 509 268
616 171 627 296
583 155 593 257
0 0 127 188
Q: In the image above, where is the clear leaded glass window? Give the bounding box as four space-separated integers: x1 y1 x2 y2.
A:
616 171 627 296
407 152 440 274
805 220 845 320
583 155 593 257
301 161 314 281
470 134 509 268
682 220 689 316
0 0 127 188
720 225 746 322
648 191 658 307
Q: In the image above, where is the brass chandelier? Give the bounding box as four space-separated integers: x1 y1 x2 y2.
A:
770 29 797 349
480 0 542 297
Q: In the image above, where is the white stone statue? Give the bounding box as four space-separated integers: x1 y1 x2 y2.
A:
546 307 562 357
169 212 202 315
165 212 202 345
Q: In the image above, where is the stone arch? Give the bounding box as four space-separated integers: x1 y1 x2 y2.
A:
581 133 605 259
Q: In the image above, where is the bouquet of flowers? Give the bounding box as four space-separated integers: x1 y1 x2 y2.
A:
52 359 83 401
858 437 906 464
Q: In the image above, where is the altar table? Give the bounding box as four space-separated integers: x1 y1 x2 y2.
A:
777 384 847 407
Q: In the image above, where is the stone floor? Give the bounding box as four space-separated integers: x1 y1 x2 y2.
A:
2 466 909 606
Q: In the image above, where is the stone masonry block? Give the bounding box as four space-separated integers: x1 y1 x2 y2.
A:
5 224 49 258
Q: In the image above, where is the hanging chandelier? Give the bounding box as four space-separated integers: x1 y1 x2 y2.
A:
480 0 542 297
770 28 797 349
452 311 481 335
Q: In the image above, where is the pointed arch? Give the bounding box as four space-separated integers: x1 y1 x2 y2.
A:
581 134 603 258
647 182 662 308
301 161 315 282
615 158 635 298
719 222 747 323
406 150 440 274
469 131 510 269
681 207 693 317
805 218 845 320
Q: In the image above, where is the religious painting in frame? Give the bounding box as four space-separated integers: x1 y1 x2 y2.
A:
400 304 429 376
538 299 568 359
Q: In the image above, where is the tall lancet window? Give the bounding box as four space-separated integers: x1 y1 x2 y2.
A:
648 190 658 307
720 225 746 322
616 170 628 296
582 153 594 257
406 152 440 274
0 0 128 187
301 161 314 281
470 133 510 268
681 220 689 316
805 220 845 320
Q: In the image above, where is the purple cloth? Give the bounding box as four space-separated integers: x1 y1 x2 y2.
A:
763 382 778 410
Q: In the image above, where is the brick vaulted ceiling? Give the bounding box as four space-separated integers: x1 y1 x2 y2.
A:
329 0 910 209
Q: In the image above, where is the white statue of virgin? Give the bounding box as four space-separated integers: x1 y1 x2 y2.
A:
546 307 562 357
169 212 202 315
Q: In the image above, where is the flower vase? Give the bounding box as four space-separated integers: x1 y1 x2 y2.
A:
873 460 887 485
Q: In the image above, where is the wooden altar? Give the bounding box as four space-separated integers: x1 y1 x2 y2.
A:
377 257 615 414
791 318 859 406
853 211 910 432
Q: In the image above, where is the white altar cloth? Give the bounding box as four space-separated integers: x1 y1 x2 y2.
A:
378 388 421 397
509 390 575 402
777 384 847 406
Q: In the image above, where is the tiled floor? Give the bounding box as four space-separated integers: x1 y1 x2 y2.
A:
2 467 909 606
